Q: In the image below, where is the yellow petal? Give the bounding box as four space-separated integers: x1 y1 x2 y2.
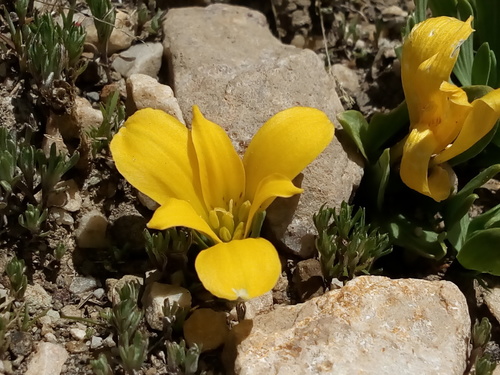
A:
194 238 281 300
400 128 451 201
243 107 334 200
402 17 473 125
430 81 472 151
148 198 220 244
434 88 500 164
191 106 245 210
245 173 303 236
110 108 205 214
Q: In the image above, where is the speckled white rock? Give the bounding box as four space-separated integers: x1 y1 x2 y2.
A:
162 4 363 257
112 42 163 78
126 74 185 123
141 282 192 331
25 342 68 375
25 284 52 314
227 276 470 375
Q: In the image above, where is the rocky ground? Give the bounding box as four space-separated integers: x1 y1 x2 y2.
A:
1 0 500 374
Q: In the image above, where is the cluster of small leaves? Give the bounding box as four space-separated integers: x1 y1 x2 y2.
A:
85 0 115 81
93 282 148 375
0 127 79 237
136 0 166 36
313 201 393 282
87 90 125 157
6 257 27 301
467 318 496 375
166 339 202 375
163 299 188 342
144 228 192 274
2 0 86 100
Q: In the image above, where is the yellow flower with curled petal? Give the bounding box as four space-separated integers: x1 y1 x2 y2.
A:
110 106 334 300
400 16 500 201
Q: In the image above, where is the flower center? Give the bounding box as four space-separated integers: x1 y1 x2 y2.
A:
208 199 251 242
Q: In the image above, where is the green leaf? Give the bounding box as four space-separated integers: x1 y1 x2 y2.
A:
457 228 500 274
337 110 369 160
386 215 447 259
446 212 471 252
488 50 498 87
453 29 474 86
475 0 500 88
472 43 492 85
413 0 429 23
457 0 474 20
468 203 500 235
428 0 457 16
338 102 409 163
450 164 500 204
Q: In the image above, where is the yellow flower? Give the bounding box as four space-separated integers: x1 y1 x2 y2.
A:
110 106 334 300
400 16 500 201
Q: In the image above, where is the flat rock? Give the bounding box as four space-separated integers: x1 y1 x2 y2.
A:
163 4 363 257
112 42 163 78
25 342 68 375
227 276 470 375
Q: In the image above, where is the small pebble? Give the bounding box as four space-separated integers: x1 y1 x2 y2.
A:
44 333 58 343
90 336 103 349
102 334 116 348
70 328 86 341
93 288 105 299
65 341 88 354
85 91 100 102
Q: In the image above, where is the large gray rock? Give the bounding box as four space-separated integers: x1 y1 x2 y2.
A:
162 4 363 257
227 276 470 375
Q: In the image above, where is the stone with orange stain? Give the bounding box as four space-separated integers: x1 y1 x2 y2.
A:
226 276 470 375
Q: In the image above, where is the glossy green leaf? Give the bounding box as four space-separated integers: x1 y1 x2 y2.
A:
337 110 369 160
457 228 500 275
338 102 409 163
386 215 447 259
468 203 500 234
488 50 498 87
449 164 500 205
446 213 471 251
472 43 492 86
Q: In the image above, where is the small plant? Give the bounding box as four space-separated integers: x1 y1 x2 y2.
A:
468 318 496 375
2 2 86 107
37 143 79 204
6 257 27 300
313 201 393 283
166 339 202 375
162 299 188 341
18 203 48 237
101 282 148 374
85 0 115 82
87 90 125 157
144 228 192 273
136 0 165 36
53 242 68 261
90 353 114 375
